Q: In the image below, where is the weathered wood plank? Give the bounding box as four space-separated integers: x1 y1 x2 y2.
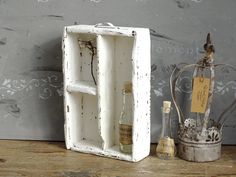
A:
0 140 235 177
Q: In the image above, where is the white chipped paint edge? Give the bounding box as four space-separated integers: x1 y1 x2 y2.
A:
71 142 133 161
67 81 96 95
66 24 136 37
62 28 72 149
132 28 151 161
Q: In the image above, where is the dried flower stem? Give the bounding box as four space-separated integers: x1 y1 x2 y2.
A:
78 40 97 85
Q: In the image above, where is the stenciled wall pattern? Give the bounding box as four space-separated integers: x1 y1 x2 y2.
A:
0 0 235 143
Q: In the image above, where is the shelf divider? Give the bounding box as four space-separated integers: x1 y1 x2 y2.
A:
67 81 97 95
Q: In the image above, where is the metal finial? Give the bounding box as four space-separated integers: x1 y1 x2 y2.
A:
203 33 215 54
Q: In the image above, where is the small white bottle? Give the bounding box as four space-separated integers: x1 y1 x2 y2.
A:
119 81 133 154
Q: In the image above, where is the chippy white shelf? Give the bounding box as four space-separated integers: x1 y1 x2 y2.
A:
62 24 150 162
67 81 97 95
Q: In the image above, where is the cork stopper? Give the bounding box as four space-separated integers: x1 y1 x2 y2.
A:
163 101 171 113
123 81 132 93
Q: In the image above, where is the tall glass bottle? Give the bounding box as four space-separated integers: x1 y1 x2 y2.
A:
119 81 133 154
156 101 176 159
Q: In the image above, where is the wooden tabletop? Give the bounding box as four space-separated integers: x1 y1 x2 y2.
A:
0 140 235 177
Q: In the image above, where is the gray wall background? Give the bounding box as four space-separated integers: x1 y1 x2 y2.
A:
0 0 235 143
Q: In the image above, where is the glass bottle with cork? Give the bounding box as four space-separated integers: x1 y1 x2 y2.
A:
119 81 133 154
156 101 176 159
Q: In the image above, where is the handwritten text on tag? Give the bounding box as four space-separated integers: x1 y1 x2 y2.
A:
191 77 210 113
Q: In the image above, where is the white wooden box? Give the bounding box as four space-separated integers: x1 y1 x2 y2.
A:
62 23 150 162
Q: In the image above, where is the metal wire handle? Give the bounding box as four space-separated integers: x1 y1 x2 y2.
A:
95 22 116 28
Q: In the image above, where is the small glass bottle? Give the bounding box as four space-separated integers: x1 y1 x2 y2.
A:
119 81 133 154
156 101 176 159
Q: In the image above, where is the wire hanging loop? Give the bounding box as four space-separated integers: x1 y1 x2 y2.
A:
95 22 116 29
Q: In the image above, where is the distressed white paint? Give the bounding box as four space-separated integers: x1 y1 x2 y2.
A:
62 24 151 162
67 81 96 95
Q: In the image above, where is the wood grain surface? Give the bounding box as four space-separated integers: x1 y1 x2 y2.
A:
0 140 235 177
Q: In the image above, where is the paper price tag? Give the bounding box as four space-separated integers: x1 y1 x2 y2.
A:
191 77 210 113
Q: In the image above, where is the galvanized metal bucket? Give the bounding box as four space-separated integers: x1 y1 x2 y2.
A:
178 138 221 162
176 117 222 162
